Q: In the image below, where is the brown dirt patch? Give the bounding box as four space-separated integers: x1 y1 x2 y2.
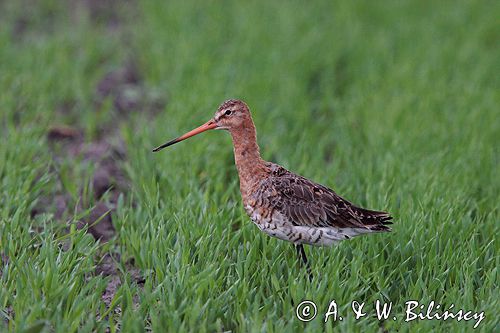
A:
31 57 164 309
96 253 145 315
95 61 166 122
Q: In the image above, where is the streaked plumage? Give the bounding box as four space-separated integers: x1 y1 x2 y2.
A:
153 99 393 266
246 162 392 246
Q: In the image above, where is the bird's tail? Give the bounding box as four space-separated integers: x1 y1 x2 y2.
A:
356 207 393 232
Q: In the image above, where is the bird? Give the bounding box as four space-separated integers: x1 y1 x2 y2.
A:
153 99 392 273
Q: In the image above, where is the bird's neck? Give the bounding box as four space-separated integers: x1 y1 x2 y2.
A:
229 123 268 199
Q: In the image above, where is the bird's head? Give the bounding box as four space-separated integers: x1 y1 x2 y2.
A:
213 99 250 130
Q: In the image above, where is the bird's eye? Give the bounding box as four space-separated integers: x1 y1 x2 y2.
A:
225 110 232 116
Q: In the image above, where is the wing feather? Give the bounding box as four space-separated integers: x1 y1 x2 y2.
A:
253 163 392 231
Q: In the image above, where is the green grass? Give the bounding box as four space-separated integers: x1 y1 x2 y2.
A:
0 0 499 332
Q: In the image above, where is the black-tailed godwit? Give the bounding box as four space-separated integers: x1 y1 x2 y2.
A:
153 99 392 270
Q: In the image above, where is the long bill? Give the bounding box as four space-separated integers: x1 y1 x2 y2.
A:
152 119 217 152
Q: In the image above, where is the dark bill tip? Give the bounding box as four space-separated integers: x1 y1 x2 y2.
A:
152 138 180 152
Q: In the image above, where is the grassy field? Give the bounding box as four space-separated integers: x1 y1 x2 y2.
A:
0 0 499 332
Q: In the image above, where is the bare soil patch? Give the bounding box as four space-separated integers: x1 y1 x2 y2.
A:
31 58 165 312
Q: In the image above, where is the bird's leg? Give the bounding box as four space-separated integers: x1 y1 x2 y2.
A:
295 244 312 281
295 244 308 265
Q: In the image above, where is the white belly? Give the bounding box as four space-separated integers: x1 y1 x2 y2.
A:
244 205 370 246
